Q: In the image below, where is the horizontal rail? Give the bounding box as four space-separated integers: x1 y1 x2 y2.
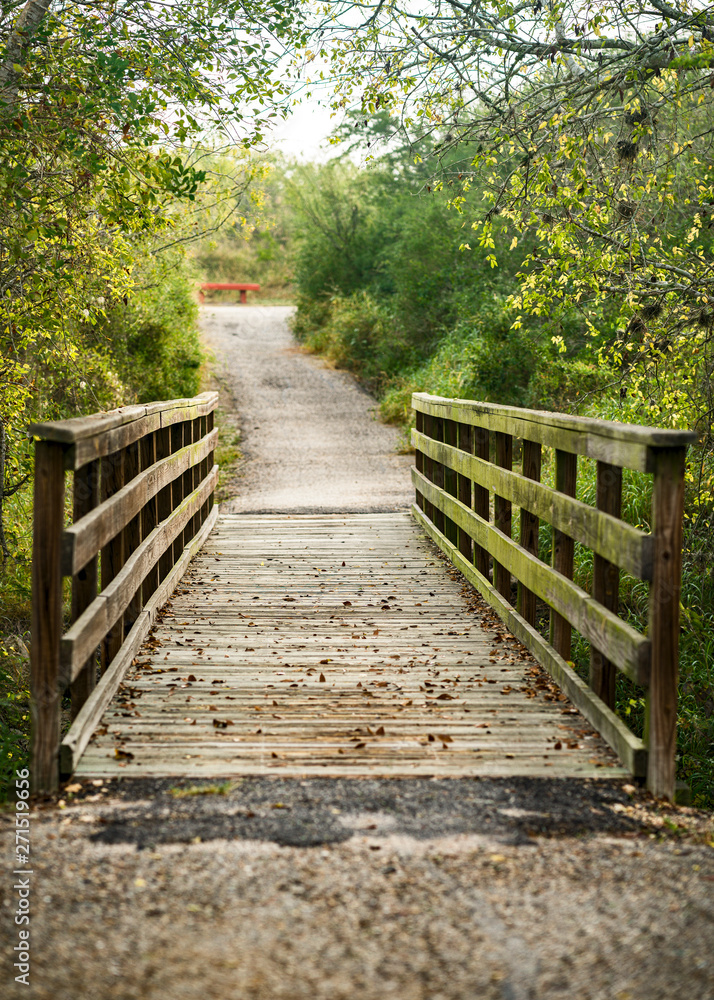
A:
413 430 653 580
59 505 219 777
60 464 218 685
414 468 651 684
30 391 220 792
412 503 648 777
62 428 218 576
411 392 691 800
29 392 218 469
413 393 696 474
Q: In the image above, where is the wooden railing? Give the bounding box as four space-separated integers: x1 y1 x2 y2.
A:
29 392 219 793
411 393 697 801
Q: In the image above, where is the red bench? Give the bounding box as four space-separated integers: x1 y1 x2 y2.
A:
199 282 260 305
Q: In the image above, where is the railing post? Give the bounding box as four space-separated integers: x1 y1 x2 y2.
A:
493 431 513 599
647 446 686 800
171 422 185 564
415 410 425 512
30 441 65 793
590 461 622 707
156 426 173 582
443 418 459 545
431 415 445 535
457 421 473 562
141 431 159 602
71 459 99 719
518 439 541 625
550 449 577 659
124 440 142 630
473 425 490 579
207 407 216 514
100 449 125 669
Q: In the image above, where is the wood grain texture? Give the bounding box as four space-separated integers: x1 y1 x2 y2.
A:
61 505 219 775
411 430 651 579
518 439 542 626
412 393 696 473
494 432 513 600
62 428 217 576
75 513 626 781
590 462 622 708
100 448 125 670
61 465 219 682
411 505 647 777
30 442 66 793
647 448 686 801
413 468 650 684
70 460 99 719
550 450 577 662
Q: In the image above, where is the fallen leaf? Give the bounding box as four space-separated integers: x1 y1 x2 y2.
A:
436 734 453 743
319 673 326 682
375 726 385 736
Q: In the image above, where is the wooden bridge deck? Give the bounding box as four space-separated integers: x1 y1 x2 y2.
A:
76 513 626 778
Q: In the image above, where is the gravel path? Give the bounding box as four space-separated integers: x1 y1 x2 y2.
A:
2 306 712 1000
201 305 412 512
1 778 712 999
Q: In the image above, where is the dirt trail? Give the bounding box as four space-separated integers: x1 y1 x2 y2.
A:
201 305 412 512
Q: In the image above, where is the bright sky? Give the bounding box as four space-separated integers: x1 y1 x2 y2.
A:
268 95 338 160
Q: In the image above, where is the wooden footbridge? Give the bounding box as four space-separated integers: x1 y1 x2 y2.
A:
30 392 695 799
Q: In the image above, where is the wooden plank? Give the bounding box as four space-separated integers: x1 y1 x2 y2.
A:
411 430 652 579
60 504 219 775
590 462 622 707
73 512 627 782
31 393 217 470
518 440 541 626
550 450 577 662
647 447 687 801
412 393 697 473
30 441 66 793
494 431 512 599
411 504 648 777
30 392 217 444
70 460 99 719
61 465 219 682
62 429 218 576
413 468 650 684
